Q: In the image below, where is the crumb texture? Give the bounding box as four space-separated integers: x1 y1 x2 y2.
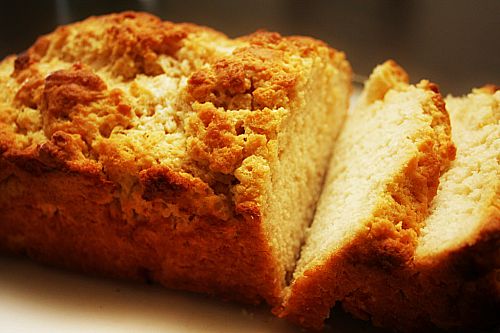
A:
339 87 499 332
276 61 454 330
417 87 499 256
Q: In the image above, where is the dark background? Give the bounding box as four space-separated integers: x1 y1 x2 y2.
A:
0 0 498 94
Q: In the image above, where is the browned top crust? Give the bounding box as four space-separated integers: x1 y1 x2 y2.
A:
188 31 338 110
0 11 349 229
12 12 206 79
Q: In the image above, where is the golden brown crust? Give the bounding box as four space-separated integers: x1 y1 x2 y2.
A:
427 84 457 171
187 31 338 111
12 12 210 80
41 64 133 140
140 165 232 221
0 155 283 304
0 11 342 214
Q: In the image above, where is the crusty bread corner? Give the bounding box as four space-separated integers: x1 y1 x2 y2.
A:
274 61 455 330
361 60 455 173
358 59 409 106
0 12 352 306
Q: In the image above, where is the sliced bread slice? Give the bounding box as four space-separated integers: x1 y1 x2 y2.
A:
340 86 500 331
274 60 455 329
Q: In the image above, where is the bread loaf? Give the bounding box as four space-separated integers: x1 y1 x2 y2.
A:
3 12 494 332
0 12 351 305
275 60 456 329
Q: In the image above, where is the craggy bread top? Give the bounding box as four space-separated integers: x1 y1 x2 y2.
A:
0 12 350 221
